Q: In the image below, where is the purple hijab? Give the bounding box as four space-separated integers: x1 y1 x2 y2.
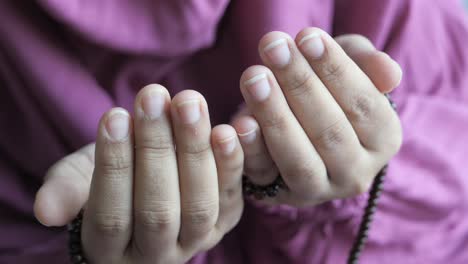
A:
1 0 468 263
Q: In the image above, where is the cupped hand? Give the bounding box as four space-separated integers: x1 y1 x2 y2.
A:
232 29 403 207
34 86 244 263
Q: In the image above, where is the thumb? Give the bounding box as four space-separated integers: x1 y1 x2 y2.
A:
335 34 403 93
34 143 95 227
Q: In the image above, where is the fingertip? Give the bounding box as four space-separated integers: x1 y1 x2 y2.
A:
34 188 51 227
137 84 170 99
373 52 403 93
134 84 171 120
350 51 403 93
258 31 293 53
212 124 237 140
212 124 239 156
170 90 210 126
296 27 327 45
34 185 67 227
335 34 376 56
389 58 403 91
100 107 132 143
34 165 89 227
232 116 259 145
171 89 205 107
240 65 272 87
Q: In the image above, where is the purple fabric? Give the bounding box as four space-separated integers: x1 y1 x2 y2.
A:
1 0 468 263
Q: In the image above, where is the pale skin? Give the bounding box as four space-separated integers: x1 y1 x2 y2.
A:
34 28 403 263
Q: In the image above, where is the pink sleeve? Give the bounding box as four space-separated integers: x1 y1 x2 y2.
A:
37 0 231 56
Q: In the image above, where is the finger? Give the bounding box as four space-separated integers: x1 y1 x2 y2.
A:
258 32 364 189
132 84 180 259
34 143 95 227
296 28 402 154
335 34 402 93
210 125 244 245
170 90 219 250
239 65 329 201
229 103 250 123
82 108 133 262
231 115 278 185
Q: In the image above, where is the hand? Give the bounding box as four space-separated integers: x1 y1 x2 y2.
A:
34 86 244 263
231 29 403 207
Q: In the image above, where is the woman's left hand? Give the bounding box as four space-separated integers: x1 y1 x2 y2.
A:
232 28 403 207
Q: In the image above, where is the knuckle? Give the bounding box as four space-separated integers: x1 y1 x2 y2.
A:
91 212 131 236
97 142 132 170
136 135 175 159
321 59 351 85
261 111 289 131
346 93 376 122
183 199 218 232
99 155 132 176
180 141 212 162
313 119 348 150
136 204 179 232
285 70 315 97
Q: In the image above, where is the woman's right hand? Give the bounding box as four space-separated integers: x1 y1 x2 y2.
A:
231 33 402 206
34 85 245 263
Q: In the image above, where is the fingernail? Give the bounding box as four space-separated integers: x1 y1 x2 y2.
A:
141 90 165 120
238 129 257 144
299 32 325 60
244 73 271 102
264 38 291 68
105 109 130 141
177 99 201 124
218 135 236 155
237 118 258 144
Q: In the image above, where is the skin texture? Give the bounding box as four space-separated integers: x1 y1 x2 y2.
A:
33 30 402 263
232 29 402 207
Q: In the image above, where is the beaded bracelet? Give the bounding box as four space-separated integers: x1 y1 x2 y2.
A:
348 93 396 263
67 211 87 264
68 94 397 264
242 175 287 199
